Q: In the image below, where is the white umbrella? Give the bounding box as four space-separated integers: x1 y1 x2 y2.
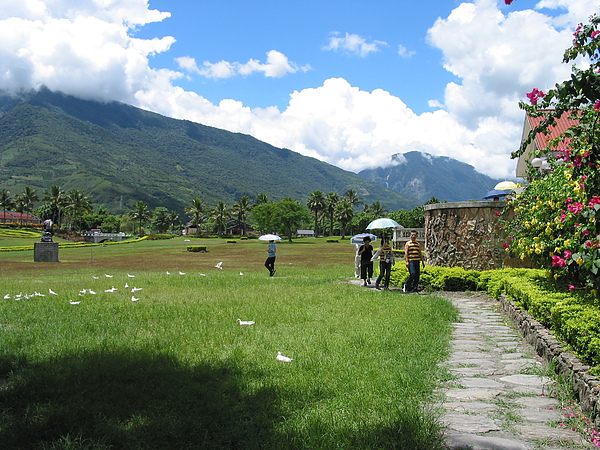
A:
494 180 518 191
366 218 400 230
258 234 282 241
350 233 377 244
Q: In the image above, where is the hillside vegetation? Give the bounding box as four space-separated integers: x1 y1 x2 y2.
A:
0 88 418 214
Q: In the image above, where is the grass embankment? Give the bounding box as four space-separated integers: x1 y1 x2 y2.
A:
0 237 457 449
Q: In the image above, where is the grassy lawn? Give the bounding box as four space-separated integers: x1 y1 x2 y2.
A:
0 237 458 449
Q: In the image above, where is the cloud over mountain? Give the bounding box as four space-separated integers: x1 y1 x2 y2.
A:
0 0 595 180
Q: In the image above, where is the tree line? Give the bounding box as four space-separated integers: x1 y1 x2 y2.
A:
0 185 438 238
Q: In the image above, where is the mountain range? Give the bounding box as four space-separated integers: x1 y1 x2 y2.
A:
0 88 508 215
0 88 419 214
359 152 507 203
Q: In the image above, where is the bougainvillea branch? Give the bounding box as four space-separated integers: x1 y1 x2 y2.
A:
504 13 600 294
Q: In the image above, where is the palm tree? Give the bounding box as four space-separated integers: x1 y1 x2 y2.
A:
325 192 340 236
306 190 325 236
128 200 151 235
13 196 26 224
65 189 93 231
0 189 15 223
19 185 39 220
232 195 252 236
344 189 363 209
167 210 181 234
334 199 354 239
209 201 231 236
255 193 268 205
369 201 387 218
185 197 206 234
43 185 66 227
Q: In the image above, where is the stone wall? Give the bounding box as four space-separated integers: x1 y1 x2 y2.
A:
499 295 600 422
424 201 522 271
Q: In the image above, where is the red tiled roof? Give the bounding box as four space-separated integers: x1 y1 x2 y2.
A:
527 110 580 151
0 210 41 223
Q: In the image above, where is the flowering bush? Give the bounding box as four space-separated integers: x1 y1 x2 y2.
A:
507 13 600 294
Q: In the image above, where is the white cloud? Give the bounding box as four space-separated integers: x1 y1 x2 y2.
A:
427 0 573 129
324 32 388 57
0 0 597 182
0 0 175 102
177 50 310 79
397 44 415 58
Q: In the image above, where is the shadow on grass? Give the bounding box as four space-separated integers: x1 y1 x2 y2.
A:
0 350 282 449
0 350 446 449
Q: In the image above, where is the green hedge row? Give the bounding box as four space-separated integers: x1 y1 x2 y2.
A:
0 236 148 252
187 246 207 252
390 264 600 373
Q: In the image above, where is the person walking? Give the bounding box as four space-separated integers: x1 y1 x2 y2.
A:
358 236 374 286
354 243 362 278
372 237 395 290
403 231 424 292
265 240 276 276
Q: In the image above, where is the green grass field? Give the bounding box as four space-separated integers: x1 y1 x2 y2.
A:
0 236 458 449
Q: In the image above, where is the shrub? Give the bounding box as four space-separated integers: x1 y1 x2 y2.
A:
390 265 479 292
187 246 207 252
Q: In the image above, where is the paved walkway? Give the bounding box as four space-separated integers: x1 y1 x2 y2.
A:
439 292 592 449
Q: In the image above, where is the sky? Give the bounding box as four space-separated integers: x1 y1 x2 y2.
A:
1 0 598 180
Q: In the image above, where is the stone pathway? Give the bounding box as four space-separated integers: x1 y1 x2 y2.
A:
439 292 592 449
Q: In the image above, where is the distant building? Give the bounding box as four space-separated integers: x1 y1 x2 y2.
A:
0 210 42 224
516 110 579 178
296 230 315 237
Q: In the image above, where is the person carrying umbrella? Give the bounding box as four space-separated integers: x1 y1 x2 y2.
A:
259 234 281 276
265 240 277 276
403 231 425 293
371 237 395 290
358 236 374 286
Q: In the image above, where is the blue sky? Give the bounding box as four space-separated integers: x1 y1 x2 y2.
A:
1 0 597 180
135 0 463 113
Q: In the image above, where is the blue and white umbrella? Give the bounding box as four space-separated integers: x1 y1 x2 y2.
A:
483 189 511 200
351 233 377 244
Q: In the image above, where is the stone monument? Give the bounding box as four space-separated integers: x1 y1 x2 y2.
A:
34 219 59 262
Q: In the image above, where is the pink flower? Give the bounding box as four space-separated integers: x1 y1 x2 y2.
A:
564 250 572 259
569 285 575 291
568 202 585 214
592 31 600 39
504 0 515 4
526 88 546 106
595 100 600 110
552 255 567 267
495 211 501 216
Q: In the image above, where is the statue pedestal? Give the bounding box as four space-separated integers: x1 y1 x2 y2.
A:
34 241 59 262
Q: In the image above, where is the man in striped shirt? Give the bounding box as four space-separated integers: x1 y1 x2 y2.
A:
403 231 424 293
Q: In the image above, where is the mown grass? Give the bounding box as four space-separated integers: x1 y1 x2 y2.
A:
0 237 458 449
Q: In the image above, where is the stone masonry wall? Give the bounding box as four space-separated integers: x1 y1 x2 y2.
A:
499 295 600 422
424 201 522 271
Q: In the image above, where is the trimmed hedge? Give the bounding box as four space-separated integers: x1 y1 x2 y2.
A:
187 246 207 252
389 264 600 372
0 236 148 252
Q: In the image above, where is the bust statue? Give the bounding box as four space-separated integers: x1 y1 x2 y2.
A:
41 219 54 242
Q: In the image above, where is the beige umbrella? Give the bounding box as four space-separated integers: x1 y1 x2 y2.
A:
494 181 518 191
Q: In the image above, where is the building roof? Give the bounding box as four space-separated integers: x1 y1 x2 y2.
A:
516 110 579 178
0 210 42 223
527 110 579 151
